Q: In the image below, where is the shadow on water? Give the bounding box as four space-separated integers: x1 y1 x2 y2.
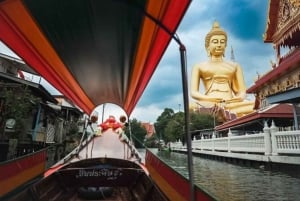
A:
149 149 300 201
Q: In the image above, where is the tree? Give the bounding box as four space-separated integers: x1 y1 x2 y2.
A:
144 134 159 148
164 112 184 143
158 110 215 144
124 118 147 148
154 108 174 143
144 108 215 145
0 84 40 140
190 112 215 131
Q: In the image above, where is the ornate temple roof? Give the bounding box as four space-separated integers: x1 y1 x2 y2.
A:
264 0 300 47
247 48 300 93
216 104 294 131
248 0 300 93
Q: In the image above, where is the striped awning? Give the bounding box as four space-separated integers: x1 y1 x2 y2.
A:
0 0 191 116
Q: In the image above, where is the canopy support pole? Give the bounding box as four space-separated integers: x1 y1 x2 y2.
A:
141 7 195 201
179 42 195 201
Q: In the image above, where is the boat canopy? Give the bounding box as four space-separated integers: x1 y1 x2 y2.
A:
0 0 191 116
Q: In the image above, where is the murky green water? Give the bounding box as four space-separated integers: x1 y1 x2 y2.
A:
142 149 300 201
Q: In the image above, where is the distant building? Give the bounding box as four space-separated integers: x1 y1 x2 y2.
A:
0 53 84 162
0 53 58 161
53 95 83 122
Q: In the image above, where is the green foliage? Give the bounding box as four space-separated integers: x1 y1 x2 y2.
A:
125 118 147 148
164 112 184 143
190 112 215 130
1 85 41 135
144 134 159 148
154 108 174 143
155 108 215 143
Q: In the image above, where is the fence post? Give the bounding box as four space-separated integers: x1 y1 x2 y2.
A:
192 136 196 150
200 134 204 150
212 131 215 152
263 121 271 155
228 129 232 153
270 120 279 155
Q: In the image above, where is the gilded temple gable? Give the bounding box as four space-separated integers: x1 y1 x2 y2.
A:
264 0 300 48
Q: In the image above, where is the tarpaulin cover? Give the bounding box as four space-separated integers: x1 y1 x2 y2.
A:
0 0 191 116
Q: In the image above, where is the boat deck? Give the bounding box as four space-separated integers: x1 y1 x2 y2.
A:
6 130 167 201
62 189 128 201
9 180 164 201
71 130 134 162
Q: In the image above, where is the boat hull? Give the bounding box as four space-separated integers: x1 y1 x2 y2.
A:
145 149 216 201
6 157 167 201
4 130 168 201
0 149 47 198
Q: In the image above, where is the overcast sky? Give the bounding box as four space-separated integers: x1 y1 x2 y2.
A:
0 0 275 123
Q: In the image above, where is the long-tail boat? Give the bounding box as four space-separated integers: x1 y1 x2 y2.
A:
0 0 216 200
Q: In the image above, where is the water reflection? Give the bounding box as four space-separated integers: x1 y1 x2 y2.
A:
152 150 300 201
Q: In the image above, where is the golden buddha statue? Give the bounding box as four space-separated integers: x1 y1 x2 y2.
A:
190 21 254 118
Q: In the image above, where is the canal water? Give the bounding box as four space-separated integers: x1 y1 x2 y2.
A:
142 149 300 201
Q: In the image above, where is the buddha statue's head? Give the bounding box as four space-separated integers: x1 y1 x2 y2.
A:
205 21 227 56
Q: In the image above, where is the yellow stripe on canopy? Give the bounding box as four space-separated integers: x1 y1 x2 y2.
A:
125 0 168 109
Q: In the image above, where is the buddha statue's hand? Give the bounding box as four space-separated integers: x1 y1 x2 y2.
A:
199 95 223 103
224 97 243 104
191 91 223 103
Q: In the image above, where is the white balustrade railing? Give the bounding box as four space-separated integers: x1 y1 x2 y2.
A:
273 130 300 154
213 138 228 151
170 122 300 156
230 134 265 153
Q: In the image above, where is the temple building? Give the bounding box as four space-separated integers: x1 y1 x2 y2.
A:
216 0 300 135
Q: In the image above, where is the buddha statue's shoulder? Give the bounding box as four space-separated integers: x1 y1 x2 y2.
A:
223 60 241 71
193 61 211 70
224 60 239 67
194 60 240 70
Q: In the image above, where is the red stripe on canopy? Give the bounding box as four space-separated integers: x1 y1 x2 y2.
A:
0 0 95 114
126 0 191 114
0 0 191 116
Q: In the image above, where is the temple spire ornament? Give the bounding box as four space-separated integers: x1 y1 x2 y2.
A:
230 46 235 62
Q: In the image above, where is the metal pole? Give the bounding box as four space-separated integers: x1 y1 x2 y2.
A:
102 103 105 123
138 6 194 199
179 43 195 201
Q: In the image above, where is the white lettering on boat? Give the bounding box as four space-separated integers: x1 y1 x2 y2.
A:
76 168 123 180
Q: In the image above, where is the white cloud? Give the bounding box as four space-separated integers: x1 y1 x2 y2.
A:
130 104 163 124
